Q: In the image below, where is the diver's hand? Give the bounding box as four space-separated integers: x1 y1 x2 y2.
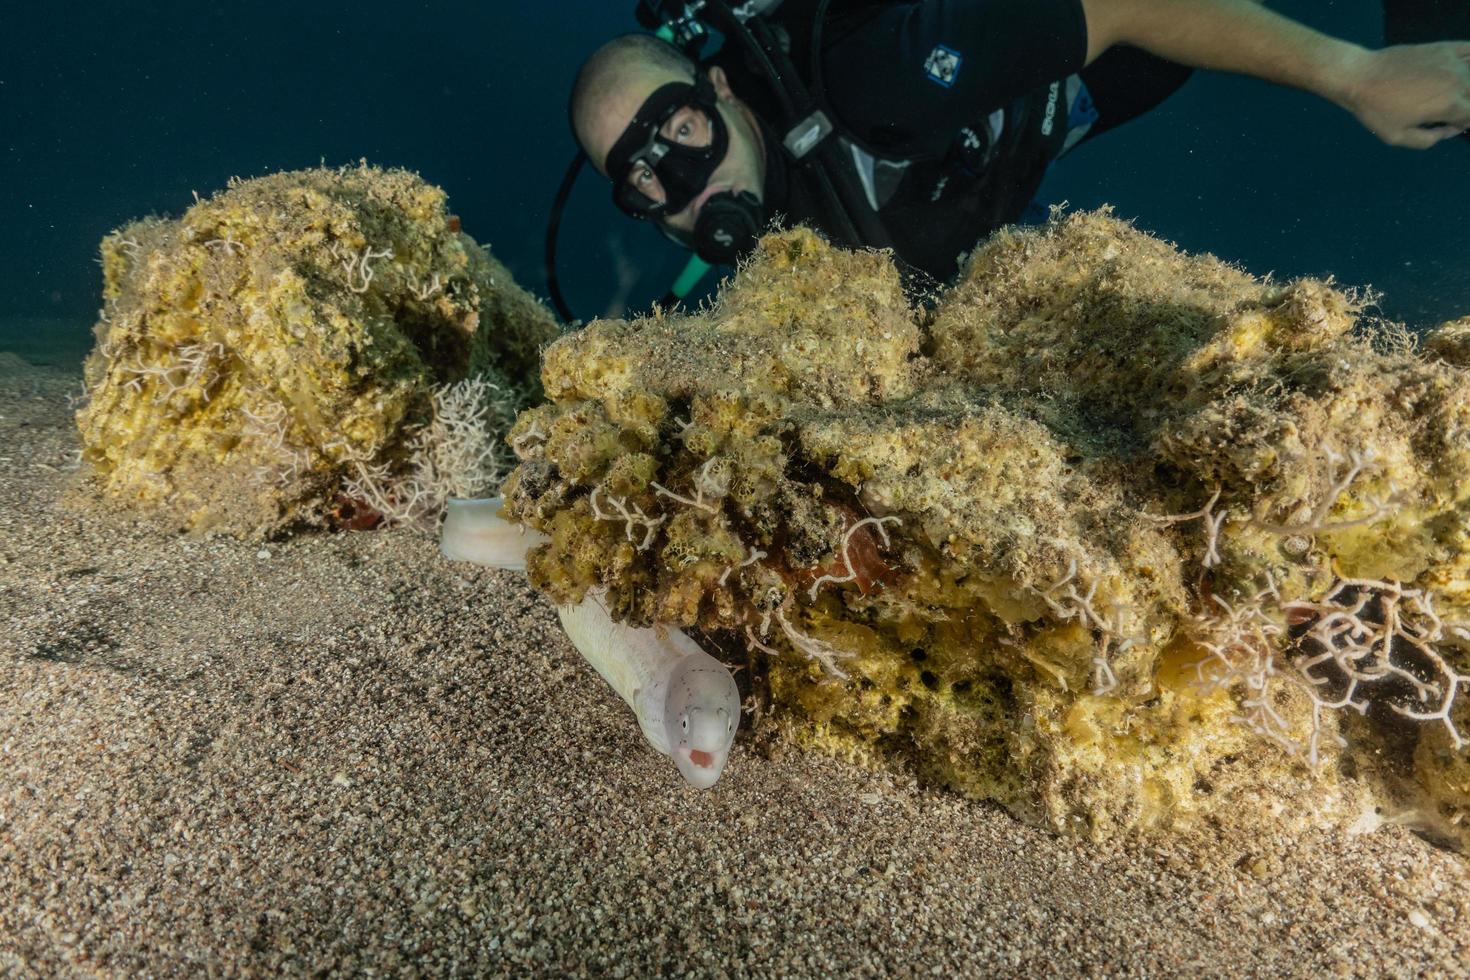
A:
1342 42 1470 148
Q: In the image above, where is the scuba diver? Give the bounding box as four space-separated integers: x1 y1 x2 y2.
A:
553 0 1470 314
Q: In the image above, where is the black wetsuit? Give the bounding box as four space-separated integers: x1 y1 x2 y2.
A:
710 0 1196 286
1384 0 1470 45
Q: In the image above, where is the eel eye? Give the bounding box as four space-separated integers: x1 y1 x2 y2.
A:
681 715 689 732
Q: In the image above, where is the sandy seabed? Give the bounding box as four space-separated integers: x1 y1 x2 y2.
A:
2 353 1468 978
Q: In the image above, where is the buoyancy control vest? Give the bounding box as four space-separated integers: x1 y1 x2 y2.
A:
713 0 1092 285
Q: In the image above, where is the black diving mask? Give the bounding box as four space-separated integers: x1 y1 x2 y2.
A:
605 73 764 265
605 73 730 219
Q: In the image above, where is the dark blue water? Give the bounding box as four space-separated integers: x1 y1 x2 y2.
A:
2 0 1465 363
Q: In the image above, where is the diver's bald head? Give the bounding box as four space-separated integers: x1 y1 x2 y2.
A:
569 34 698 175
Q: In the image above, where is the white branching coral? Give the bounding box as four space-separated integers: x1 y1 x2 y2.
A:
649 457 736 516
1157 449 1470 764
651 479 719 515
1287 579 1470 750
326 240 395 294
340 375 517 527
774 605 856 681
808 515 902 600
1158 461 1470 764
719 543 767 587
509 419 547 457
1186 572 1470 764
242 399 314 488
412 272 444 301
1145 486 1226 567
203 232 247 255
1184 573 1339 761
1249 445 1403 537
1033 556 1145 696
112 340 228 408
589 484 667 550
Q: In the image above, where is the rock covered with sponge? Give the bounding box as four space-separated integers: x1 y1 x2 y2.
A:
502 211 1470 846
74 164 559 538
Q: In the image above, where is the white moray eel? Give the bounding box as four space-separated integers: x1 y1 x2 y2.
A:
440 497 740 789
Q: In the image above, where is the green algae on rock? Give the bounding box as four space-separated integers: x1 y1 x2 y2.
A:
502 212 1470 847
73 164 560 538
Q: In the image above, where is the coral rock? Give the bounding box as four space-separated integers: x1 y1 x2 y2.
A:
503 214 1470 847
74 164 558 538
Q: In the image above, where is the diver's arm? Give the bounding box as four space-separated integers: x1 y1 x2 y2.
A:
1079 0 1470 147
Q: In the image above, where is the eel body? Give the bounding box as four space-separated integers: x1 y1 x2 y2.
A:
439 497 740 788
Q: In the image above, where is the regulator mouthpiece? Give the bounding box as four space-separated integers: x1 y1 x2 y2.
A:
693 189 763 265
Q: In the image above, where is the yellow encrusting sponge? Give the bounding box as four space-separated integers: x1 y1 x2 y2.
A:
74 164 560 538
501 212 1470 846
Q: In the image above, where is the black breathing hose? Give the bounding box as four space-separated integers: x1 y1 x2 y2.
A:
545 151 587 324
696 0 891 253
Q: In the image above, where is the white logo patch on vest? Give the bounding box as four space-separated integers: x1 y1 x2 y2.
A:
923 45 962 88
1041 80 1060 135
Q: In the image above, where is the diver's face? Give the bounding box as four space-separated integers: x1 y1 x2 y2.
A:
589 65 766 239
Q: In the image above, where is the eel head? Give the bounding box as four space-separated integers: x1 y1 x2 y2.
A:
662 648 741 790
